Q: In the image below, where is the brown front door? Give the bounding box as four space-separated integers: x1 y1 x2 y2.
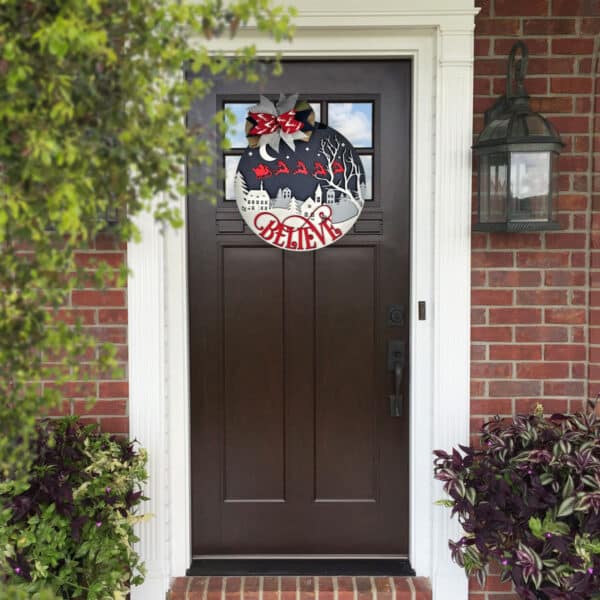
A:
188 61 411 556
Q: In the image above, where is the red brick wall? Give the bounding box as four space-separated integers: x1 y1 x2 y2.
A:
470 0 599 598
46 233 129 436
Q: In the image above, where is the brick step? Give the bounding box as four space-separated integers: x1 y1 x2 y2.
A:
168 576 431 600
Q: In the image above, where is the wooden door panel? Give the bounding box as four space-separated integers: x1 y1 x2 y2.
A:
222 247 285 501
314 246 377 502
189 61 411 556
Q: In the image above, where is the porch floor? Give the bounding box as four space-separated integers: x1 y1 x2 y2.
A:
168 576 431 600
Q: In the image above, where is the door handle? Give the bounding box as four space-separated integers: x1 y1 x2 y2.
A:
387 340 406 417
390 361 404 417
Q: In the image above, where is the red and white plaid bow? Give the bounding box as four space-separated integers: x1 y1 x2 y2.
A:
248 110 303 136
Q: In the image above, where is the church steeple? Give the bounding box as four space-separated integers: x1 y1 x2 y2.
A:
314 184 322 204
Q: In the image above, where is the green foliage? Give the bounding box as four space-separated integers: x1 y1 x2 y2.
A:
528 514 570 541
0 0 294 481
0 418 148 599
0 587 59 600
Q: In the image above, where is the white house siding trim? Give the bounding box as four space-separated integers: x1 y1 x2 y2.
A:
431 27 475 600
128 4 476 600
128 210 170 598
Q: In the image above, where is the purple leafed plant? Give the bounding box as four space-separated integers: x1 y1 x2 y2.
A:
433 404 600 600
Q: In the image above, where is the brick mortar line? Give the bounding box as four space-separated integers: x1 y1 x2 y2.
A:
333 574 339 600
352 577 357 600
185 576 193 600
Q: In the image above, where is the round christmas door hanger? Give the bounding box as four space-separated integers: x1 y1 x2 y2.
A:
235 94 366 251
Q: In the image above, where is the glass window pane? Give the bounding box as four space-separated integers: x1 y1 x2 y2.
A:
224 103 253 148
224 155 240 200
510 152 551 221
478 153 509 224
360 155 373 200
309 102 321 123
328 102 373 147
484 153 508 223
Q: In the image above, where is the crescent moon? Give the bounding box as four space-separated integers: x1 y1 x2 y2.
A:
259 144 277 162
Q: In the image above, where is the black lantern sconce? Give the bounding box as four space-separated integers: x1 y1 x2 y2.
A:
473 41 564 232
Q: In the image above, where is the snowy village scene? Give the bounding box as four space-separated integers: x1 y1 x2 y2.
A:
234 95 367 251
234 128 367 251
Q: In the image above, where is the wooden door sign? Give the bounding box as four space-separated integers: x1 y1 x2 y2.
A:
234 94 366 251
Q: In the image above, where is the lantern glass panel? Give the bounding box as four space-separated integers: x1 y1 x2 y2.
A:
509 151 551 222
525 115 549 135
479 153 508 223
479 118 509 144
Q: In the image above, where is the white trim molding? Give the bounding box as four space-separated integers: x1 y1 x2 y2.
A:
431 27 475 600
128 210 170 598
128 3 476 600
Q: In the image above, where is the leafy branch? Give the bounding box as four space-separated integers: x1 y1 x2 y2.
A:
0 0 295 482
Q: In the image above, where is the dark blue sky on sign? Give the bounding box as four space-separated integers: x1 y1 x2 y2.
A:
236 126 365 203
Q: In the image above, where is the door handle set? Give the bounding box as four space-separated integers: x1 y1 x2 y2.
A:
387 340 406 417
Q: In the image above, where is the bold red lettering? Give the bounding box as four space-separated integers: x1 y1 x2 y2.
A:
305 220 326 246
319 218 343 242
284 225 302 250
303 226 316 250
256 217 281 242
270 222 287 248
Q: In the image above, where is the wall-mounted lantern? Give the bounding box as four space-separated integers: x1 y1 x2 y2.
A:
473 41 564 232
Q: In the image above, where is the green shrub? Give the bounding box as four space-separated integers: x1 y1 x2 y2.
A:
0 417 148 599
0 585 59 600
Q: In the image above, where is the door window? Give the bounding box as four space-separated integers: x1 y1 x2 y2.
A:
222 99 375 204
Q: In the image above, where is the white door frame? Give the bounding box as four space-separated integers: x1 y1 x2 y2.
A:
129 4 476 600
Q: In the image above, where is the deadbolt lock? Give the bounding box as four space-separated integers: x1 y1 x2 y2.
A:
387 304 405 327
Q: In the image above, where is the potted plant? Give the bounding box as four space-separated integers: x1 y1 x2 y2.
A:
433 404 600 600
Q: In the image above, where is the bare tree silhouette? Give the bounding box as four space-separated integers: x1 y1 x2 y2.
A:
314 136 364 212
